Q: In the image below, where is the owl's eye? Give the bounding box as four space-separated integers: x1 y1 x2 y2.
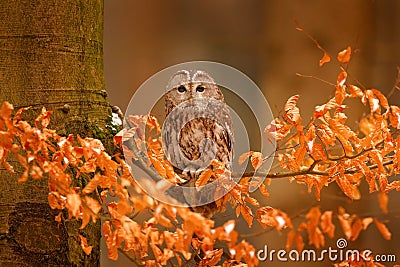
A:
196 86 205 92
177 85 187 93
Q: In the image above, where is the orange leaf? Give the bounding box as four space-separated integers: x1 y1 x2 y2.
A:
316 124 336 146
146 115 161 133
238 151 263 170
337 46 352 63
195 169 213 188
84 196 102 216
241 205 254 228
362 217 373 230
348 84 364 98
245 196 259 207
259 183 270 199
335 71 347 105
257 206 291 231
48 192 65 210
66 193 82 218
78 234 93 255
314 97 341 119
305 207 325 248
337 70 347 87
350 218 362 241
388 106 400 129
102 221 118 260
320 211 335 238
374 219 391 240
264 118 292 142
250 152 263 170
203 249 223 266
364 89 380 113
149 155 166 177
319 52 331 67
284 95 301 125
286 230 296 250
55 212 62 224
369 150 386 175
336 174 361 200
0 102 13 122
238 151 252 165
286 230 305 252
371 88 389 110
235 205 241 218
337 208 352 240
35 107 52 128
377 192 389 214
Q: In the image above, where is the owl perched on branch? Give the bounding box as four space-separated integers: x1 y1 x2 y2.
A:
163 70 234 217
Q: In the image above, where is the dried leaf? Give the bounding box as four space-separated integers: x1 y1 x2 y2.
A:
337 70 347 87
388 106 400 129
374 219 391 240
238 151 252 165
195 169 213 188
238 151 263 170
314 97 340 119
348 84 363 98
66 193 82 218
84 196 102 216
362 217 373 230
337 208 352 240
337 46 352 63
257 206 291 231
148 155 166 177
259 183 270 199
0 102 13 122
264 118 292 142
78 234 93 255
320 211 335 238
377 192 389 214
371 89 389 110
305 207 325 248
364 89 380 113
284 95 302 125
250 152 263 170
335 71 347 105
35 107 52 128
146 115 161 133
241 205 254 228
245 196 259 207
350 218 362 241
336 174 361 200
319 52 331 67
202 249 223 266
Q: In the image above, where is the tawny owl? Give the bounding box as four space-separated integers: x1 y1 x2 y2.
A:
163 70 234 217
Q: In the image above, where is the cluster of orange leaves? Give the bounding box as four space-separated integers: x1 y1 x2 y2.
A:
264 47 400 199
0 102 261 266
1 47 399 266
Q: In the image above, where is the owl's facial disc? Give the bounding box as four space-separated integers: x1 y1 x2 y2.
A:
191 82 208 99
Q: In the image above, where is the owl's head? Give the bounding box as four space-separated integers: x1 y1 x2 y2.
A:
165 70 224 114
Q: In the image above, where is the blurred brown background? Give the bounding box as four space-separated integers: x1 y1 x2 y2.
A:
103 0 399 266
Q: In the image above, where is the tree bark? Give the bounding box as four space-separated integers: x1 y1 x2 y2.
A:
0 0 108 266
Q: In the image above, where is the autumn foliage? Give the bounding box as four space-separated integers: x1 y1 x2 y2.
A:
1 44 400 266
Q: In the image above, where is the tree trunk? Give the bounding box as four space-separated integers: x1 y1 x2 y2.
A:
0 0 109 266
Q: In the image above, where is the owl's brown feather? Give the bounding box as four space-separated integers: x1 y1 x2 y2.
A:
163 70 234 218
